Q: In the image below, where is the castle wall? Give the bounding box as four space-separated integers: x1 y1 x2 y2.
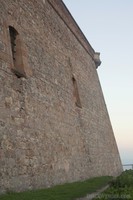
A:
0 0 122 193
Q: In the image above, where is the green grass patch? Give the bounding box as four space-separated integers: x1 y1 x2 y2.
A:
0 176 112 200
94 170 133 200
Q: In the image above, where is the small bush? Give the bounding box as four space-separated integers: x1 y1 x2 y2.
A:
95 170 133 200
110 169 133 188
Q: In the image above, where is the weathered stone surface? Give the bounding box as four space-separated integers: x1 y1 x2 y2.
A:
0 41 5 51
0 0 122 193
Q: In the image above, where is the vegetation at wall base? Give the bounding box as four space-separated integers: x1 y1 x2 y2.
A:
0 176 112 200
94 170 133 200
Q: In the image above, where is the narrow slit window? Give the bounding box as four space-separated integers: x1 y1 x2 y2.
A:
72 76 82 108
9 26 25 78
9 26 18 63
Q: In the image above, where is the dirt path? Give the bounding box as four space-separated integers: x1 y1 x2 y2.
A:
76 185 109 200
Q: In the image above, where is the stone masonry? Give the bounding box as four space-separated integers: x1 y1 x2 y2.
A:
0 0 122 193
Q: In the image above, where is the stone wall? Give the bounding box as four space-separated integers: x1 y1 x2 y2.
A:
0 0 122 193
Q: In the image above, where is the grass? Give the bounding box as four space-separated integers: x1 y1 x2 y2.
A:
94 170 133 200
0 176 112 200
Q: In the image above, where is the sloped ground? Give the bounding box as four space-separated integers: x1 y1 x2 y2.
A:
0 176 112 200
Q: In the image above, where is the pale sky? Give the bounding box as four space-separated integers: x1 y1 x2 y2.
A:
63 0 133 165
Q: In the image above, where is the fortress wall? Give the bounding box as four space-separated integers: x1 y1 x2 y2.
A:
0 0 122 193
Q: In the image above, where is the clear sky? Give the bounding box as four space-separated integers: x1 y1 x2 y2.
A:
63 0 133 165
